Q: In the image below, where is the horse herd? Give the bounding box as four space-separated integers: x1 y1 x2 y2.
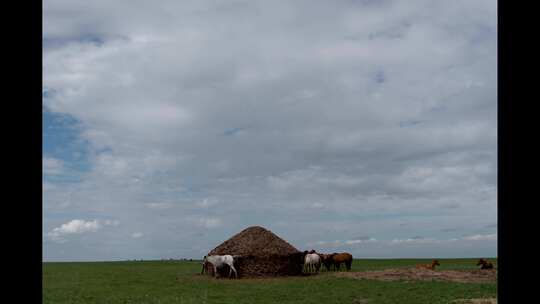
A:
200 254 495 279
415 259 495 271
200 250 353 279
303 250 353 273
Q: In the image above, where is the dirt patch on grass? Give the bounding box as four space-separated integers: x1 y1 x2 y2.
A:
452 298 497 304
352 298 370 304
335 268 496 284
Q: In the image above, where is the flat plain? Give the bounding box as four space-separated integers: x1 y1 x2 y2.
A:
43 258 497 304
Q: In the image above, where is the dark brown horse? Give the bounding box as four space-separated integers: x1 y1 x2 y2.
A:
477 259 494 269
331 252 353 271
318 253 334 271
416 259 440 270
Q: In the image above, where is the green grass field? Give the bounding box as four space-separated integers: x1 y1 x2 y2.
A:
43 258 497 304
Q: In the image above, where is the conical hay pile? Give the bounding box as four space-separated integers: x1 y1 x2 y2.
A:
206 226 304 277
208 226 299 257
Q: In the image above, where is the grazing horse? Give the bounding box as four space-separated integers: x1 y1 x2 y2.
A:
303 251 321 273
477 259 494 270
201 260 209 275
416 259 440 270
318 253 335 271
202 255 238 278
332 252 353 271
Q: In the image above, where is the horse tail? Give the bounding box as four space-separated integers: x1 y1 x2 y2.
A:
346 259 352 271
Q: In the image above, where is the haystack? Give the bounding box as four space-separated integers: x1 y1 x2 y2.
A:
205 226 304 278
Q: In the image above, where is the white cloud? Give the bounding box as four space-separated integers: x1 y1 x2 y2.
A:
345 238 377 245
199 217 222 229
390 237 440 245
145 203 175 210
53 219 101 234
103 219 120 226
310 234 496 250
462 234 497 241
311 202 324 209
46 219 120 243
131 232 144 238
43 0 496 260
47 219 101 242
309 238 378 248
43 157 64 175
195 198 219 209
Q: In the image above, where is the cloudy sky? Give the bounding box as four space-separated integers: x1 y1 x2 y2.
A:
43 0 497 261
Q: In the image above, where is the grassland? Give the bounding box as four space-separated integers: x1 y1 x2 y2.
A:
43 258 497 304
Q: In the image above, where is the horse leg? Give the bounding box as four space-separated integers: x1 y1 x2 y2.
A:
346 260 352 271
213 265 218 278
229 263 238 279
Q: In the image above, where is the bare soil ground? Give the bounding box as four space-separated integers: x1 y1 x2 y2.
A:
335 268 497 284
452 299 497 304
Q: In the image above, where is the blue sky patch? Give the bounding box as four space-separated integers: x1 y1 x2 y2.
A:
43 107 92 178
221 127 246 136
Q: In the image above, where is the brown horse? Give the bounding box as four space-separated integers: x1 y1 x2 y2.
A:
477 259 494 269
318 253 334 271
332 252 353 271
416 259 440 270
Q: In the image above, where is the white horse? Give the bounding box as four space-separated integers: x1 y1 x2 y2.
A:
304 253 321 273
202 255 238 278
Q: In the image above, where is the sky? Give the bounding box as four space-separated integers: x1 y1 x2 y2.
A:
43 0 497 261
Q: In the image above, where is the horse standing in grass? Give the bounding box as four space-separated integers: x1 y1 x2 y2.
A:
201 260 209 275
416 259 440 270
477 259 494 270
202 255 238 278
319 253 335 271
303 251 321 273
332 252 353 271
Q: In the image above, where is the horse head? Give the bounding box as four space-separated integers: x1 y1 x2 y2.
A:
290 251 306 265
432 259 440 266
232 255 244 263
201 256 208 274
477 259 486 266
